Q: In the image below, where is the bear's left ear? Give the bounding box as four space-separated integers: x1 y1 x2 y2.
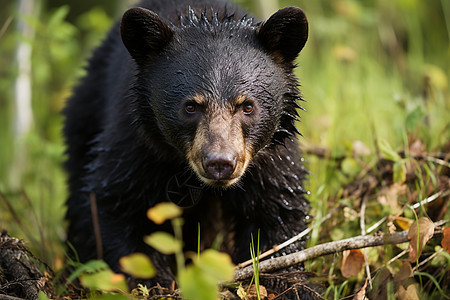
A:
120 7 174 63
257 7 308 64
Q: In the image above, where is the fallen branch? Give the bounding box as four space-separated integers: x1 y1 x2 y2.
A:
238 204 344 268
234 221 446 281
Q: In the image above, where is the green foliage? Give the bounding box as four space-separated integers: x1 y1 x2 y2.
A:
79 269 128 293
67 259 110 283
178 250 234 300
144 232 183 255
119 253 156 279
248 232 261 300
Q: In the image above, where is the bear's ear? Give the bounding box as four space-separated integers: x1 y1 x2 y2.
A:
257 7 308 64
120 7 174 63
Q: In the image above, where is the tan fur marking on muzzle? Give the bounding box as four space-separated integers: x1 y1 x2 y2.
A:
186 104 253 188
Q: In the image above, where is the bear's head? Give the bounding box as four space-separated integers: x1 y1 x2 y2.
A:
120 6 308 188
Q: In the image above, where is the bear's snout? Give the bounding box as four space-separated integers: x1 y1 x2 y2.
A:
202 153 237 180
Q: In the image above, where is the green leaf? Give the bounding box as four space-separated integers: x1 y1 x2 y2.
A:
196 249 234 282
147 202 182 224
393 161 406 183
379 139 401 162
119 253 156 279
47 5 70 29
144 232 182 254
67 259 109 283
178 264 218 300
178 250 234 300
38 291 50 300
79 269 128 292
405 107 425 131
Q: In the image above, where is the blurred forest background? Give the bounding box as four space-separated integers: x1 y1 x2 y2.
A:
0 0 449 298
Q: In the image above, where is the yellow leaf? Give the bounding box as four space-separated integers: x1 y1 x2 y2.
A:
394 216 413 231
147 202 182 224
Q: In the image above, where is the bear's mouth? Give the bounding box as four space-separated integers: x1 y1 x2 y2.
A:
187 149 252 189
189 160 246 188
199 176 241 188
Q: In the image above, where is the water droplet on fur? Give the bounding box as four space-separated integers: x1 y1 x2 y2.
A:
306 191 311 195
300 157 305 162
287 186 294 193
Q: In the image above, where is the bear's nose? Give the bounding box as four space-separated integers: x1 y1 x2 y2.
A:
203 153 237 180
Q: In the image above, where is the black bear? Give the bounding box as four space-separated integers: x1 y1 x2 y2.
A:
64 0 309 294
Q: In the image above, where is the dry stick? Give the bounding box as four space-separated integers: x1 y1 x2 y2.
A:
360 194 373 288
234 223 445 281
411 190 449 210
426 155 450 168
237 204 345 269
367 216 388 234
412 248 444 272
367 190 446 234
386 249 408 269
89 192 103 260
0 16 13 39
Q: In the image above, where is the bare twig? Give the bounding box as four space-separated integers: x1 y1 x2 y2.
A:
384 249 408 269
234 222 445 281
367 216 388 234
412 248 444 272
0 16 13 39
237 204 344 268
425 155 450 168
360 194 372 288
411 190 449 209
89 192 103 260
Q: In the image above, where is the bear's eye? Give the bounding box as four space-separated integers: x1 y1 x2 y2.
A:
243 104 254 114
185 102 196 114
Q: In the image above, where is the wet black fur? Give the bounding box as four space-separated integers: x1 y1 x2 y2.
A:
64 0 310 295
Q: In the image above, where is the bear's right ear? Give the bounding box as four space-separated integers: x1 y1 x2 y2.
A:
121 7 174 63
257 7 308 64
